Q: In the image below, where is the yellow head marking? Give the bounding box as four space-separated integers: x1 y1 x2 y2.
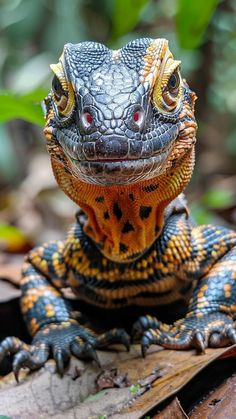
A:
50 54 75 117
152 45 182 113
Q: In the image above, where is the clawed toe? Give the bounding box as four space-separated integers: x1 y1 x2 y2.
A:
191 330 206 353
138 313 236 356
82 343 101 367
132 316 160 341
12 345 49 382
0 337 28 362
95 328 131 352
208 326 236 348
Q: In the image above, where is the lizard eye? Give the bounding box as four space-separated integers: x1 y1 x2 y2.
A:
52 75 69 114
162 70 181 110
167 71 180 96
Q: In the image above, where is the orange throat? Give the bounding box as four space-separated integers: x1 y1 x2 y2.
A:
51 146 195 263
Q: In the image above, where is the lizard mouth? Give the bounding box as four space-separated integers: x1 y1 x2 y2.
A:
68 154 170 185
55 128 179 185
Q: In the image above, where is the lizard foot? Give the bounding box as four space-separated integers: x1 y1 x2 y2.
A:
132 313 236 357
0 320 130 380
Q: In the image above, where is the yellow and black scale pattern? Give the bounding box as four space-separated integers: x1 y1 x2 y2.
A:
0 37 236 378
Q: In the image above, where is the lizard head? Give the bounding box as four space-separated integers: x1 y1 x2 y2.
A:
44 38 197 187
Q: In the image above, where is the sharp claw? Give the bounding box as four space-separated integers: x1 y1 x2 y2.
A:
141 344 148 358
55 351 64 377
12 351 29 383
83 344 101 367
192 331 206 353
13 367 20 383
121 334 131 352
141 333 151 358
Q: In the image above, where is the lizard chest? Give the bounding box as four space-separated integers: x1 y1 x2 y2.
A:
66 235 193 309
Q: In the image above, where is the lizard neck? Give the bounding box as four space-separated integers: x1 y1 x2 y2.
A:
51 146 195 263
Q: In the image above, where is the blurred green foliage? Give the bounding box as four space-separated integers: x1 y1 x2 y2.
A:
112 0 150 39
0 223 30 252
0 0 220 123
0 90 46 125
176 0 220 48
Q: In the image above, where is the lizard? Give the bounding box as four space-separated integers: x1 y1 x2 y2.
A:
1 38 236 381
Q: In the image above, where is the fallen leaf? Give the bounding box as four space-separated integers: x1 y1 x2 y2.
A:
154 397 189 418
189 373 236 418
96 368 128 390
0 344 235 418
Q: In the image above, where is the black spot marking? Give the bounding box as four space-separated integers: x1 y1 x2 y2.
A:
129 193 134 201
143 184 159 193
172 158 177 168
155 225 161 234
113 202 123 220
139 206 152 220
103 211 110 220
95 196 104 203
122 221 135 234
119 243 128 253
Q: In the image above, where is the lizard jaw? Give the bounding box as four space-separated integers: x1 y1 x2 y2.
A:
53 124 179 186
67 152 171 186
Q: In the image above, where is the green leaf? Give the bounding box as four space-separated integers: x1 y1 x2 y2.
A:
176 0 220 48
201 188 233 209
129 383 141 395
190 203 214 225
111 0 149 39
0 224 29 252
0 90 46 125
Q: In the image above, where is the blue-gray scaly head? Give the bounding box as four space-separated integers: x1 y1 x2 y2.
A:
44 38 197 186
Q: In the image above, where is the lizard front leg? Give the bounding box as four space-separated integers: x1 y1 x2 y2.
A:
0 236 129 379
132 215 236 355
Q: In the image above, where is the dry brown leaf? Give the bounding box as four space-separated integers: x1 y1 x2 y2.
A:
96 367 128 390
189 373 236 418
0 344 235 418
154 397 189 418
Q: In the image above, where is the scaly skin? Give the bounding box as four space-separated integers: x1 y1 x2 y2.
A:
1 38 236 380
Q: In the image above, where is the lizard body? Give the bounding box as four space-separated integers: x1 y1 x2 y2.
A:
1 38 236 378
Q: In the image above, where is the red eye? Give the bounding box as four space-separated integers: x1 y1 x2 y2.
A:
81 111 93 128
85 112 93 124
133 111 140 122
133 110 144 127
